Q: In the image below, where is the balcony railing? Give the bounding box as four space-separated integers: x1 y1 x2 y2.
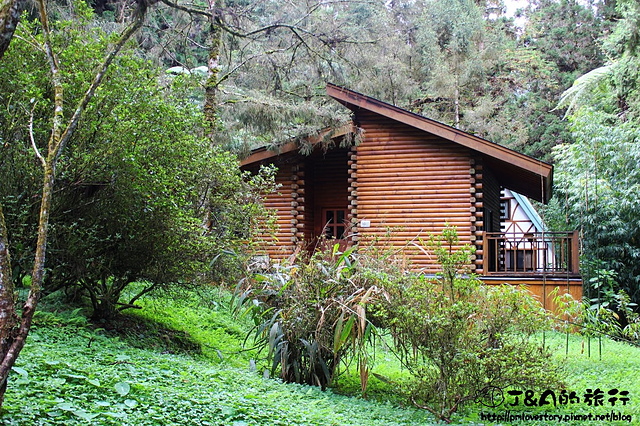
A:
482 231 580 276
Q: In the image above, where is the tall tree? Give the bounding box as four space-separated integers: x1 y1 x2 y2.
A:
413 0 488 128
511 0 607 158
135 0 392 152
549 0 640 309
0 0 155 406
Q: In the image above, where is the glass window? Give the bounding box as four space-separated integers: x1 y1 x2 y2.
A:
323 209 347 239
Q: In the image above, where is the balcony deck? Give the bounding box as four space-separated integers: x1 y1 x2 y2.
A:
480 231 582 313
482 230 580 277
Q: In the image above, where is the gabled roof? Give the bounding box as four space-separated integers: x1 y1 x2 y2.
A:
241 83 553 203
511 191 546 232
326 83 553 203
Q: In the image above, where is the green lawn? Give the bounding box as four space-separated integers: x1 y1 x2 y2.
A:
2 288 638 425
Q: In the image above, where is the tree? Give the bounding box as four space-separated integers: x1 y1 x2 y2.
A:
508 0 607 158
413 0 488 128
124 0 418 155
551 110 640 308
0 0 156 406
0 0 26 59
2 2 276 321
549 0 640 310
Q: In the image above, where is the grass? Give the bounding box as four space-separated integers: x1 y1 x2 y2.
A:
2 287 639 425
334 330 640 425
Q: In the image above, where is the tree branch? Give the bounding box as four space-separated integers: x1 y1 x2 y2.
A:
159 0 209 17
28 103 45 167
0 0 27 59
122 282 159 310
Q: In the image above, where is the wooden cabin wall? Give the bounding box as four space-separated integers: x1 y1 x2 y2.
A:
297 161 314 247
472 160 501 274
353 111 474 273
254 161 297 261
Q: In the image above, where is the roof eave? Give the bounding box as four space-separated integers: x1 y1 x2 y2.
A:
240 123 355 167
326 83 553 203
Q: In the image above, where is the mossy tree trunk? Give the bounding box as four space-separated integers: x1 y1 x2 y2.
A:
0 0 26 59
0 205 18 407
204 0 223 143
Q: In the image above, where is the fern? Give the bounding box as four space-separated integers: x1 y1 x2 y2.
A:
556 64 614 116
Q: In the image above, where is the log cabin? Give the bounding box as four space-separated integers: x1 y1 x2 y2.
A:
241 83 582 311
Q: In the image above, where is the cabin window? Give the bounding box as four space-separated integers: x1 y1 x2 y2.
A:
500 199 510 221
322 208 347 239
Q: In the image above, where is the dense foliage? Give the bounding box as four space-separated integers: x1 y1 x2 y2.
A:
5 284 638 425
0 9 274 320
547 0 640 317
234 245 383 392
382 228 561 422
236 228 561 423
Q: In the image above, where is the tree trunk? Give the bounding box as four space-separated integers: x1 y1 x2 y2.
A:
0 0 26 59
203 0 223 143
0 205 18 407
454 73 460 130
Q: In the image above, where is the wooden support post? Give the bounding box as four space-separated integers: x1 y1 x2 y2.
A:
571 230 580 274
348 146 358 240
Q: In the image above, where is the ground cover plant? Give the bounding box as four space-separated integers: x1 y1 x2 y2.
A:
2 285 639 425
1 291 436 426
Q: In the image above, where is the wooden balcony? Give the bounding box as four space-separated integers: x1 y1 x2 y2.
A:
482 230 580 277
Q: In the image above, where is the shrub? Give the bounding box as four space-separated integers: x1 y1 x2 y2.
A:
236 227 564 424
0 22 276 319
233 244 384 392
382 226 563 423
554 267 640 342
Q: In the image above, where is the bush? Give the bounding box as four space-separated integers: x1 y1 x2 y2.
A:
233 244 384 392
381 227 564 423
0 19 276 320
235 227 564 424
553 267 640 343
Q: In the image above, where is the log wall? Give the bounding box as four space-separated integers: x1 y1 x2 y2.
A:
255 161 297 261
353 112 474 273
471 159 501 274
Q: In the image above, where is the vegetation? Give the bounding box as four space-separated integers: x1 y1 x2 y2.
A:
235 228 561 423
2 0 640 421
382 228 561 422
1 22 272 320
1 291 436 425
547 0 640 311
0 0 155 405
234 244 383 392
2 287 639 425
